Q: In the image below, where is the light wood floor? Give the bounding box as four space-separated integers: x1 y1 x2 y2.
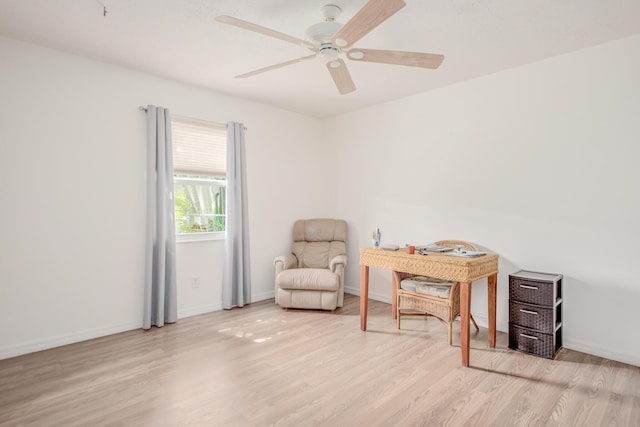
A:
1 295 639 427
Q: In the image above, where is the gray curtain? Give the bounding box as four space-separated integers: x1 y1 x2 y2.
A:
222 122 251 309
143 105 177 329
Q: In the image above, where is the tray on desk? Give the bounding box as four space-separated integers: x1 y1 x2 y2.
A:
444 251 486 258
416 246 453 253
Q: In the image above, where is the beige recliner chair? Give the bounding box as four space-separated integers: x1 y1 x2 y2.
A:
274 219 347 311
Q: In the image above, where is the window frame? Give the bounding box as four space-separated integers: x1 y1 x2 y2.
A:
174 176 226 243
171 116 227 243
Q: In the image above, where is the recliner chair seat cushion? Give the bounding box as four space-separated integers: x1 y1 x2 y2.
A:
276 268 339 292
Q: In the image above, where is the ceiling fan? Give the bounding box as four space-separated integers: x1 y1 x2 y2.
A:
215 0 444 95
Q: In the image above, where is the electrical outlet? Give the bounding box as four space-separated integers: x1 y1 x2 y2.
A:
192 277 200 289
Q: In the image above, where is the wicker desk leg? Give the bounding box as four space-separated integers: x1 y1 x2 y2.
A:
488 273 497 348
460 282 472 367
391 272 398 319
360 265 369 331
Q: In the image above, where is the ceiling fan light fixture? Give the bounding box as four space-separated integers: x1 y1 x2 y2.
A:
319 43 340 61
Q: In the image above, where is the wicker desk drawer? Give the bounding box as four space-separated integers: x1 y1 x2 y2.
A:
509 324 556 359
509 277 555 306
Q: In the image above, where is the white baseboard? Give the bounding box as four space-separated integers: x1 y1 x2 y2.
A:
0 320 141 361
344 285 360 297
178 303 222 319
466 316 509 334
5 290 637 368
1 303 227 360
345 285 391 304
563 337 640 367
1 293 269 360
180 290 274 318
252 290 275 303
346 287 640 367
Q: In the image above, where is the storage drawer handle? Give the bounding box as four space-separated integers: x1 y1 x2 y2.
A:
520 309 538 315
519 284 538 290
520 333 539 340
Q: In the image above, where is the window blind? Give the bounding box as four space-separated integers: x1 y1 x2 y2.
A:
171 115 227 177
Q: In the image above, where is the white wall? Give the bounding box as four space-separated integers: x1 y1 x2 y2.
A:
2 34 639 367
0 36 329 359
325 35 640 366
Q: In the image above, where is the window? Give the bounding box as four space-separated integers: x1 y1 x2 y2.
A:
171 115 227 239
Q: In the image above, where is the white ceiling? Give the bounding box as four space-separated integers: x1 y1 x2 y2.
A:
1 0 639 118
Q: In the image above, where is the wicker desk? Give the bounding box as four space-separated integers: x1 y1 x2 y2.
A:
359 247 499 367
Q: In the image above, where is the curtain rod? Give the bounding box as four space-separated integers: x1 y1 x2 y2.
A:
139 106 246 130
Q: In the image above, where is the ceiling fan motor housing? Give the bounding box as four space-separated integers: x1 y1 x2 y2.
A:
305 4 343 45
305 20 343 45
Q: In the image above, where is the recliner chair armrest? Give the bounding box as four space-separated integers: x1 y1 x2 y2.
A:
329 255 347 273
274 254 297 274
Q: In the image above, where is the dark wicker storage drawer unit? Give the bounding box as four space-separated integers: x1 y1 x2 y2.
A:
508 270 563 359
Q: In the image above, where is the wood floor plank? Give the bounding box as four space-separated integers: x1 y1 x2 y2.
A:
1 295 639 427
597 359 640 427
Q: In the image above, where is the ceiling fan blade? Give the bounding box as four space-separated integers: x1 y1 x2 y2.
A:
326 59 356 95
215 15 317 51
347 48 444 69
236 54 317 79
332 0 406 49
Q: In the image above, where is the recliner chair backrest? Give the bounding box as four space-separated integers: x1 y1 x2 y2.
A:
291 219 346 269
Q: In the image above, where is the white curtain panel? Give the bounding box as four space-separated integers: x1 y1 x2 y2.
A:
143 105 177 329
222 122 252 309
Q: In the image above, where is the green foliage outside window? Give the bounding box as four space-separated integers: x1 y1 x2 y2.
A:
174 176 226 233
